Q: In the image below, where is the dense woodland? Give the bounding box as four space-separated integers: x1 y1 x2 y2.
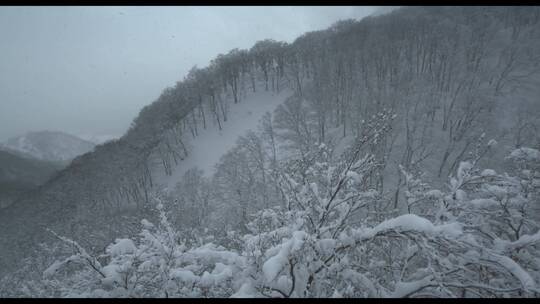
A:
1 6 539 297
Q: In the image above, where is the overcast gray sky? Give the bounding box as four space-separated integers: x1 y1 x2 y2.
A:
0 6 385 142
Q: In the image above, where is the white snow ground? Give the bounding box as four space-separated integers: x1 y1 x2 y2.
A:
155 86 293 192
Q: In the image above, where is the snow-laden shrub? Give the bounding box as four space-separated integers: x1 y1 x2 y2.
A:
40 201 245 298
40 144 540 297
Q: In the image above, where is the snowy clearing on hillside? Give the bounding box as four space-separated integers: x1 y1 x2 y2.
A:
154 87 293 191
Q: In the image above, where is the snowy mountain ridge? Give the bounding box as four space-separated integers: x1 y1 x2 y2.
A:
2 131 95 162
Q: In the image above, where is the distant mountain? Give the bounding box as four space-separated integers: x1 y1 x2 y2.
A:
2 131 95 162
0 149 63 209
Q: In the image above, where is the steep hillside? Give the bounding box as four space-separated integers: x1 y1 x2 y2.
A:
153 86 293 191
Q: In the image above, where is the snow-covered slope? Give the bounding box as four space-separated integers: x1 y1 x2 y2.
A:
154 87 293 191
2 131 96 162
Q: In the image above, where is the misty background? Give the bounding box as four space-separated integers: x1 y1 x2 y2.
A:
0 6 390 142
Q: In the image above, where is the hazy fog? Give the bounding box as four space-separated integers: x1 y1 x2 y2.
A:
0 6 384 142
